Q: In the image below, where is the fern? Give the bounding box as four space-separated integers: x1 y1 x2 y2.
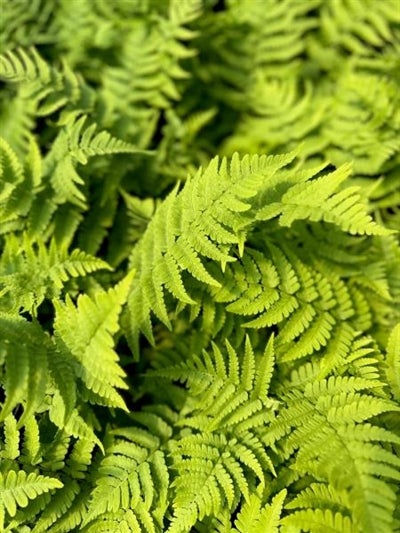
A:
0 234 110 313
81 439 169 531
0 470 63 523
43 115 149 208
233 489 287 533
125 150 297 355
0 2 400 532
0 47 52 83
53 272 133 411
266 374 400 533
0 313 51 424
386 323 400 401
147 337 276 532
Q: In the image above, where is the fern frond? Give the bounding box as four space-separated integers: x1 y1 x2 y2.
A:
0 470 63 519
53 272 133 410
32 482 81 533
210 241 369 365
229 0 318 74
281 508 356 533
0 234 111 313
100 0 201 143
0 414 19 461
0 313 49 424
323 72 400 176
151 336 277 532
81 426 170 532
126 151 297 356
0 0 55 53
267 375 400 533
386 323 400 401
0 137 35 233
314 0 400 60
286 482 351 515
151 335 276 432
43 115 149 208
0 46 51 83
233 489 287 533
257 162 391 235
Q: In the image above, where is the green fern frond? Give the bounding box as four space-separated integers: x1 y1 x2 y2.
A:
323 73 400 175
126 151 297 356
0 313 49 424
0 470 63 520
313 0 400 59
81 426 170 532
256 161 391 235
286 482 351 515
0 234 111 313
1 414 19 461
0 0 55 53
229 0 318 73
210 242 368 365
0 45 95 129
0 137 35 233
386 323 400 401
151 336 276 532
233 489 287 533
151 335 276 431
222 77 325 156
100 0 201 143
44 115 149 208
53 272 133 410
281 508 356 533
0 46 51 83
267 375 400 533
32 482 81 533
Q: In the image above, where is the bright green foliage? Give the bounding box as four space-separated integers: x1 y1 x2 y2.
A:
0 1 399 532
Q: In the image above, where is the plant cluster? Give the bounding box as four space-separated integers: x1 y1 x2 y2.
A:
0 1 399 532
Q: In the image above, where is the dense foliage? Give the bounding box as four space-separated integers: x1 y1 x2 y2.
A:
0 1 400 532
